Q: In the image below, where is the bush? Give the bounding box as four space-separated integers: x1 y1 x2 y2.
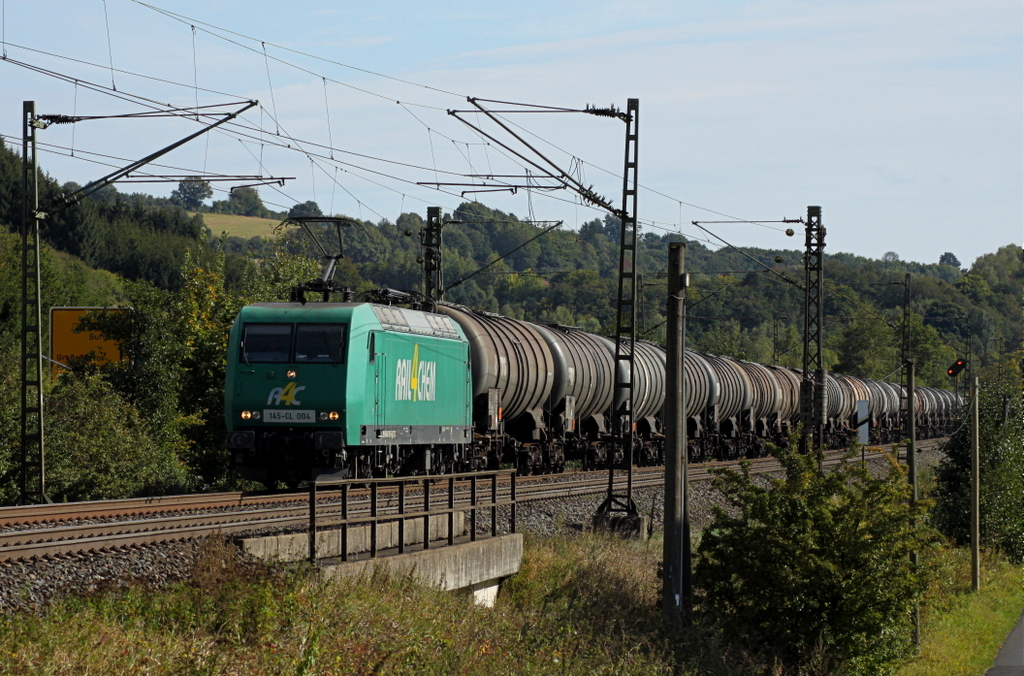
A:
932 358 1024 563
44 373 191 500
695 446 937 675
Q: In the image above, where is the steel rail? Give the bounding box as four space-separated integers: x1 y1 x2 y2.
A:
0 440 944 562
0 491 306 527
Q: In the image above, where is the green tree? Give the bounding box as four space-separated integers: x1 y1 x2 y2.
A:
932 356 1024 563
695 447 936 674
74 283 200 485
830 314 899 380
241 237 323 303
0 337 20 504
288 200 323 218
74 248 262 489
695 319 774 363
172 248 247 486
213 187 271 218
44 374 190 501
170 178 213 210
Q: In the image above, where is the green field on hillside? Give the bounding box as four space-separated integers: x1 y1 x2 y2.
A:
195 213 283 239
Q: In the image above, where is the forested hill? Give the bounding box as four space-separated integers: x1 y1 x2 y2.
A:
239 200 1020 389
1 139 1021 391
0 140 1020 501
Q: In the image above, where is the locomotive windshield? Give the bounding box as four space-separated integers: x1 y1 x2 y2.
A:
241 324 292 363
295 324 346 363
239 322 347 363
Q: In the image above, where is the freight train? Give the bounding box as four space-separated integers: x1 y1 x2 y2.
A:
224 293 961 488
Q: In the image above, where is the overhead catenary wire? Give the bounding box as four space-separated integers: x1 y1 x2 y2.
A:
155 0 862 271
125 1 456 112
101 0 117 91
262 42 280 135
130 0 462 102
0 110 728 254
442 221 563 295
5 17 793 247
490 105 794 233
5 14 799 256
0 130 300 213
3 54 403 227
1 44 706 239
692 221 803 290
322 78 334 160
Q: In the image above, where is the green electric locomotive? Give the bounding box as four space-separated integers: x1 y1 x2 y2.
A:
225 301 473 487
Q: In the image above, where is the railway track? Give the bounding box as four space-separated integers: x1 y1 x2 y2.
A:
0 439 945 562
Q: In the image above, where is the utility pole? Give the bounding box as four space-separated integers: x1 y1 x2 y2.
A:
19 101 48 505
971 376 980 591
906 359 919 647
901 273 912 461
800 206 826 456
596 98 642 528
663 242 691 625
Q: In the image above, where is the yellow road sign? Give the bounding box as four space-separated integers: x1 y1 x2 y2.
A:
49 307 124 375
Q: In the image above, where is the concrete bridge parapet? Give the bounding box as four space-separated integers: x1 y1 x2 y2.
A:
321 533 523 607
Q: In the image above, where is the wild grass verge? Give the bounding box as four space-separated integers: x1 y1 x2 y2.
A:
0 533 678 675
897 546 1023 676
0 533 1018 675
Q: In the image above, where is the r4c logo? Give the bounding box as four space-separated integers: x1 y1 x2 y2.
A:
268 381 305 406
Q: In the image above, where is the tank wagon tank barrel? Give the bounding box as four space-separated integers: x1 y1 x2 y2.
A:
224 296 963 486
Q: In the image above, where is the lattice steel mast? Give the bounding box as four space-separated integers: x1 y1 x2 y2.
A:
800 205 826 454
421 207 444 304
17 99 257 504
596 98 640 519
19 102 47 505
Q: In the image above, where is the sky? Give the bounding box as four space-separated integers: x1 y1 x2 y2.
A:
1 0 1020 268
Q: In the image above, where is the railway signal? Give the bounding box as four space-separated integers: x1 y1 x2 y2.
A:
947 359 968 377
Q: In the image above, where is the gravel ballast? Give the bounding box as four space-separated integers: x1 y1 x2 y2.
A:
0 447 943 615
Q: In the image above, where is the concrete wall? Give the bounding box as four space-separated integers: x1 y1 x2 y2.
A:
321 533 523 607
240 512 465 562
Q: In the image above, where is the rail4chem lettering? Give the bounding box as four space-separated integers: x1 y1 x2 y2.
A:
395 344 436 402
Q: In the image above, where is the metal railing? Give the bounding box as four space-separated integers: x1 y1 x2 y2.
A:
308 470 516 563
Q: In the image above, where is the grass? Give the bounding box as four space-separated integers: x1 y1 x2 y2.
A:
194 212 283 240
0 533 1018 675
897 547 1023 676
0 534 678 675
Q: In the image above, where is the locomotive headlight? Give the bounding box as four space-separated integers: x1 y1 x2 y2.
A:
252 411 261 420
319 412 328 421
329 411 339 421
286 369 297 379
241 410 252 420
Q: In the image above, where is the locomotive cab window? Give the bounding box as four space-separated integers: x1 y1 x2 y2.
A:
241 323 292 363
295 324 347 363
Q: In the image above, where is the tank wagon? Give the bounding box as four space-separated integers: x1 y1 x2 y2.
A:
225 299 962 487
